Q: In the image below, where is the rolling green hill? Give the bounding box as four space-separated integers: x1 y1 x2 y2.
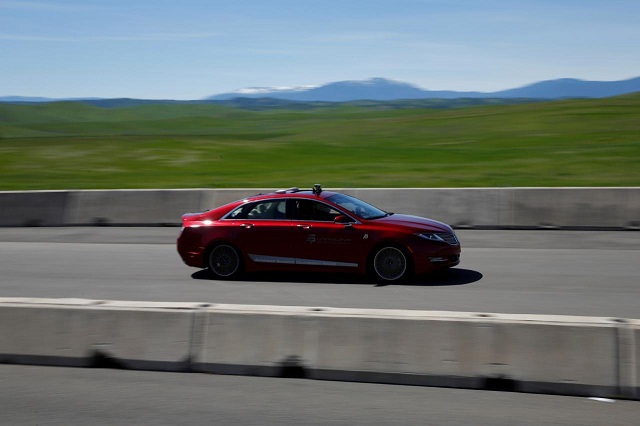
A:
0 95 638 190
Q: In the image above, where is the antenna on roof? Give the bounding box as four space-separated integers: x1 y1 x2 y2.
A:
312 184 322 195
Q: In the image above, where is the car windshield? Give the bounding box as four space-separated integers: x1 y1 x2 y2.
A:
325 193 388 220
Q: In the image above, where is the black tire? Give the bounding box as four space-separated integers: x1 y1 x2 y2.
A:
208 244 242 279
371 246 411 282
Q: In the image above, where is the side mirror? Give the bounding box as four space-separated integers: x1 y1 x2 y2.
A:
334 215 353 224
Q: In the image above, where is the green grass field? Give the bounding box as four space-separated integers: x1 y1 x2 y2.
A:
1 94 639 190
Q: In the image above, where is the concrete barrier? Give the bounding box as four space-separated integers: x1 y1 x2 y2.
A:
631 320 640 399
196 304 319 376
509 187 640 229
1 187 638 229
63 189 204 226
199 189 266 212
0 298 637 399
310 312 618 394
0 298 204 371
0 190 68 227
612 318 639 400
198 306 630 398
346 188 506 228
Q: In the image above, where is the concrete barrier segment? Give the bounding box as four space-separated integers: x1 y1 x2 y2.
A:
0 298 637 399
510 187 640 229
0 190 68 227
63 189 203 226
0 298 203 371
196 311 318 377
309 313 620 397
622 319 639 399
347 188 504 228
197 304 636 399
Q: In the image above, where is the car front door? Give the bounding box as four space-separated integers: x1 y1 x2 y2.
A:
291 199 363 270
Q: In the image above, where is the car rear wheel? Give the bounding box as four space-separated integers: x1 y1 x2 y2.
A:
372 246 410 282
208 244 242 279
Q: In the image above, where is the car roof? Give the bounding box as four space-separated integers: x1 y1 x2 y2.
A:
244 187 339 202
238 184 338 202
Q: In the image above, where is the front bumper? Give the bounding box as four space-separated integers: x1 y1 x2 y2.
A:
413 244 461 274
428 253 460 265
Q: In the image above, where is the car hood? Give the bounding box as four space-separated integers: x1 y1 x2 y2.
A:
373 214 453 233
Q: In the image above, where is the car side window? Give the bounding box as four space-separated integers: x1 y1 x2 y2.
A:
227 205 247 219
229 200 287 220
295 200 341 222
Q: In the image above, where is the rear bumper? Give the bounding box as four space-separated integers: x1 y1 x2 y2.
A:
178 248 205 268
177 231 206 268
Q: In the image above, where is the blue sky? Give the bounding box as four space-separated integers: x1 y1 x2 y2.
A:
1 0 639 99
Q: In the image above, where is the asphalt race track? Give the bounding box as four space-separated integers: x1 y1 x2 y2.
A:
2 227 640 423
1 227 639 318
2 364 638 426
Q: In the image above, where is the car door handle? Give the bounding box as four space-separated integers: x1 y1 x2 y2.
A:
240 223 254 229
297 224 311 229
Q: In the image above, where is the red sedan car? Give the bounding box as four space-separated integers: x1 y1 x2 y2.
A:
177 185 460 282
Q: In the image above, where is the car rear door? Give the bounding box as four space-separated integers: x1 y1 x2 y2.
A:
229 199 297 265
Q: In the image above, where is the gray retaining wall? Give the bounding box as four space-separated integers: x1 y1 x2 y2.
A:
1 188 638 228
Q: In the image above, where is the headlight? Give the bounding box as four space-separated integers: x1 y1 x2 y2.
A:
415 233 446 242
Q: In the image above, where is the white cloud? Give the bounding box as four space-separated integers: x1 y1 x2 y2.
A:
234 85 318 94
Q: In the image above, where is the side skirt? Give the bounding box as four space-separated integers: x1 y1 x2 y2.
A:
249 254 358 268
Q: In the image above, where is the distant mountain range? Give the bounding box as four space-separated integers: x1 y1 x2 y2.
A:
2 77 639 104
208 77 640 101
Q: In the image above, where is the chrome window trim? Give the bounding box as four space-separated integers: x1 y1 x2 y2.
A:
220 197 288 221
294 199 362 224
220 197 362 224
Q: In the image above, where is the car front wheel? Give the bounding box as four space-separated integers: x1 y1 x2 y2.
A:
208 244 242 279
372 246 410 282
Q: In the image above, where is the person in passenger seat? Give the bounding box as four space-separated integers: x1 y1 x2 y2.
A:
248 203 268 219
297 200 313 220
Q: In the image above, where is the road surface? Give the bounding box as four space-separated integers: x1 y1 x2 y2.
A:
1 227 638 318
